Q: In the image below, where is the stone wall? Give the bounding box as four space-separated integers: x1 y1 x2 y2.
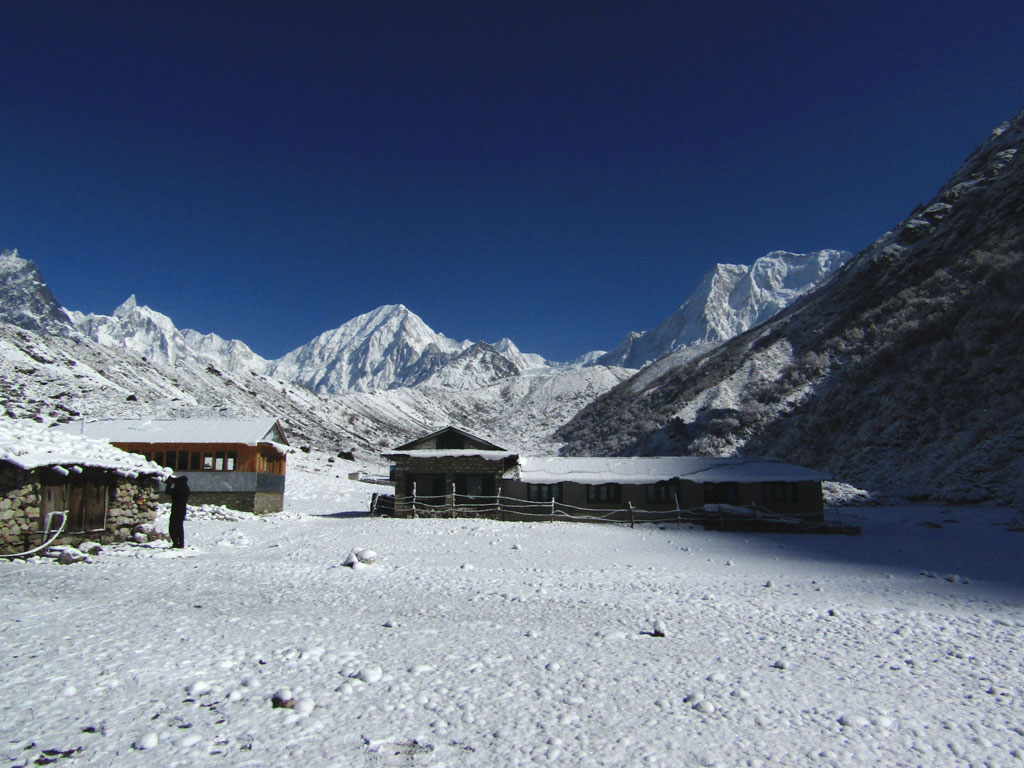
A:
0 464 38 554
0 463 161 555
392 456 510 517
170 491 284 514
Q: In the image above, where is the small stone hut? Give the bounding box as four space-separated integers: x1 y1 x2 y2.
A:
385 426 518 514
0 418 171 555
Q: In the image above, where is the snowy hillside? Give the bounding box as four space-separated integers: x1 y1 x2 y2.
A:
0 253 634 456
559 107 1024 506
2 457 1022 767
0 306 630 458
596 249 851 369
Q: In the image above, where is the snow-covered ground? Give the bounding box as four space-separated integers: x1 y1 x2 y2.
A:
2 455 1023 767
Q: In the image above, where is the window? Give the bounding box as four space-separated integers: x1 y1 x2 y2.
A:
190 452 201 470
586 484 622 503
203 453 214 470
226 451 238 471
409 474 446 501
646 482 675 503
215 451 225 471
527 483 561 503
154 452 164 467
763 482 798 503
704 482 739 504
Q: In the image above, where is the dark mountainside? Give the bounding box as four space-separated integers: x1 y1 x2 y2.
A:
558 108 1024 505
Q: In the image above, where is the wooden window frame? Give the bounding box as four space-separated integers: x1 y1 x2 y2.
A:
526 483 561 503
586 483 622 503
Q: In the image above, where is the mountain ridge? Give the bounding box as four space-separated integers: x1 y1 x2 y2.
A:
595 249 851 369
558 108 1024 505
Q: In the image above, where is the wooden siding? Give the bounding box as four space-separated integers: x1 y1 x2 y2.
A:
113 442 286 476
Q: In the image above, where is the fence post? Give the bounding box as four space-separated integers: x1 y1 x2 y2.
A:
550 497 555 523
628 501 635 529
370 493 377 517
674 492 680 525
496 485 503 521
412 482 418 519
451 483 457 518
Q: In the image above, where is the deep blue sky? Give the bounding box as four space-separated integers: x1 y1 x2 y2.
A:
2 1 1022 361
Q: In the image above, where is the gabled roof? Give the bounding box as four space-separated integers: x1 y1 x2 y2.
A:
1 418 171 479
507 456 831 485
52 418 289 447
393 426 506 452
383 449 518 461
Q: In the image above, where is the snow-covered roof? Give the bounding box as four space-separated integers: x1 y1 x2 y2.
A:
508 456 831 485
0 418 172 479
385 449 518 461
52 418 288 447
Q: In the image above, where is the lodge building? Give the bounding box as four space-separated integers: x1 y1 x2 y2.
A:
54 418 290 514
385 426 829 521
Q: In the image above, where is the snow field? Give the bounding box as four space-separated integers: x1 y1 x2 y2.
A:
1 462 1022 766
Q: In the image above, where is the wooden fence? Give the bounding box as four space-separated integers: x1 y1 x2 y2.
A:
369 491 858 534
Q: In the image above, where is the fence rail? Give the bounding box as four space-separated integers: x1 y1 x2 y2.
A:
369 491 858 534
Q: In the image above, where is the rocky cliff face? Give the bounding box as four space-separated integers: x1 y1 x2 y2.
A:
558 108 1024 506
0 250 72 335
596 250 851 369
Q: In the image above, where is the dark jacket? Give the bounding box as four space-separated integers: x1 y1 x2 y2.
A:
168 478 190 515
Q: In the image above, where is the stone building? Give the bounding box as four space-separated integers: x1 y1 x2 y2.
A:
54 418 290 514
384 426 830 520
1 419 170 556
385 427 518 515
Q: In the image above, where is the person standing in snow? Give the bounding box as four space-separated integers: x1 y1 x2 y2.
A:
167 476 190 549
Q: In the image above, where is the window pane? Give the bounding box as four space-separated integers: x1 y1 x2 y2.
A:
226 451 237 471
203 453 213 470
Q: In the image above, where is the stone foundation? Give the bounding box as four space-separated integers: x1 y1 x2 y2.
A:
177 491 284 515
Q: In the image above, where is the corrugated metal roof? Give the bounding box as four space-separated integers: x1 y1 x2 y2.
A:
52 418 288 446
508 456 831 485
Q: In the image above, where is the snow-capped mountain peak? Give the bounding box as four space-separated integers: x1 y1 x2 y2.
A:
0 249 71 334
68 295 268 373
113 295 139 318
596 249 851 369
268 304 471 393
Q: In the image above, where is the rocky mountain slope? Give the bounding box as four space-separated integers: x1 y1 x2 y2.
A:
596 250 851 369
0 253 632 455
0 313 630 456
0 250 72 334
559 108 1024 505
